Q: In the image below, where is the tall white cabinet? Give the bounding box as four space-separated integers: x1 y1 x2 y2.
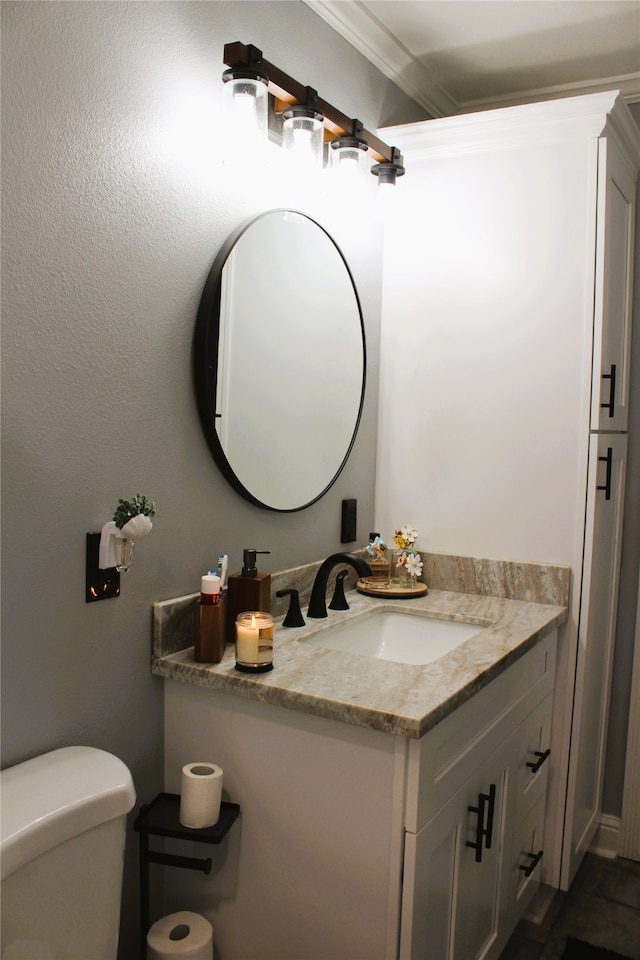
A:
377 91 639 891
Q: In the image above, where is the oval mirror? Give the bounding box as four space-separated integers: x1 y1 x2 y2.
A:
194 210 366 512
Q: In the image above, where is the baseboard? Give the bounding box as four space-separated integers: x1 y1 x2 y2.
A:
523 884 563 928
588 814 620 859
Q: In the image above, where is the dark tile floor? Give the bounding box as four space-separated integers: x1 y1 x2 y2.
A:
499 855 640 960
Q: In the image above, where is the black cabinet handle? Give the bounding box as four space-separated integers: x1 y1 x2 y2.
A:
466 783 497 863
526 748 551 774
484 783 497 850
597 447 613 501
601 363 616 417
466 795 486 863
519 849 544 878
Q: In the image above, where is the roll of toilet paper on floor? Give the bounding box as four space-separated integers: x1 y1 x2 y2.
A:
179 762 223 828
147 911 213 960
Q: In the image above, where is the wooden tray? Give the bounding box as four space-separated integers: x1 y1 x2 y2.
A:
356 579 428 599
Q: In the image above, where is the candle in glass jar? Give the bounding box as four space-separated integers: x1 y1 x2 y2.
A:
235 611 274 673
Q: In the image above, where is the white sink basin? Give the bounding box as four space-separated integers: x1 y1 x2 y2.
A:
300 610 487 665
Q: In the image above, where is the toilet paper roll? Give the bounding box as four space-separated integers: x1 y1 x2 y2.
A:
147 911 213 960
179 762 223 828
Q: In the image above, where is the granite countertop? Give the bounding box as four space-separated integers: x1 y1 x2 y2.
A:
152 576 568 739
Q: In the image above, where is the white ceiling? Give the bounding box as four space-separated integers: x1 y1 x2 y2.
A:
305 0 640 116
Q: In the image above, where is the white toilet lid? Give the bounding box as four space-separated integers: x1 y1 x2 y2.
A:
0 746 135 880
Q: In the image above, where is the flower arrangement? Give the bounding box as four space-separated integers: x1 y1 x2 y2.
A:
392 525 423 584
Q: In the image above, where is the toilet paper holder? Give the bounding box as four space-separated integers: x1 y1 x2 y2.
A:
134 792 240 958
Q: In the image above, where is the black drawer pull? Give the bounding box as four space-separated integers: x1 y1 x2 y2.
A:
601 363 616 417
526 748 551 774
597 447 613 501
519 849 544 878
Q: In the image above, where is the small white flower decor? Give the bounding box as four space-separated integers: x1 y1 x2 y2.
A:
392 525 423 586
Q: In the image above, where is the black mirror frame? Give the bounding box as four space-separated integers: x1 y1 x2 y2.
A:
193 209 367 512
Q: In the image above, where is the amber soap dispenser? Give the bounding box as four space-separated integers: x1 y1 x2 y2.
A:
226 549 271 643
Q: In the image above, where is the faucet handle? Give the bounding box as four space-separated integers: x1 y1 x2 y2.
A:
329 570 350 611
276 588 306 627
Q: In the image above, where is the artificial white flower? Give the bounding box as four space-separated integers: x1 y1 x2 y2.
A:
393 525 418 549
405 552 423 579
401 525 418 544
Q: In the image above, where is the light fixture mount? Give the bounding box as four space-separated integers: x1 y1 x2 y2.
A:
222 43 268 86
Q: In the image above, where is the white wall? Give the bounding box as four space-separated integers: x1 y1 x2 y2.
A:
0 3 426 952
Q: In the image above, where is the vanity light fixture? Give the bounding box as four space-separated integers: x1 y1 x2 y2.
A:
222 41 405 187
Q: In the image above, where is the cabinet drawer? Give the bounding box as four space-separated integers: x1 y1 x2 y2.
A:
516 692 553 818
406 633 556 832
507 794 547 921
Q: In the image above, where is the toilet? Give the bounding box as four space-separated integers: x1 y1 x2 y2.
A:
0 745 136 959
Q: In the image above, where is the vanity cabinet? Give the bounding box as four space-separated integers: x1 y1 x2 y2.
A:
400 635 555 960
162 631 556 960
378 90 639 892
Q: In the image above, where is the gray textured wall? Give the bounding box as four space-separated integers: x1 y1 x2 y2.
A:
0 2 426 952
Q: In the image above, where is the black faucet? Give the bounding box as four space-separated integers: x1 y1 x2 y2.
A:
307 552 372 619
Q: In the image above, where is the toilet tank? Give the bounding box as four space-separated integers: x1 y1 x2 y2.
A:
1 746 136 960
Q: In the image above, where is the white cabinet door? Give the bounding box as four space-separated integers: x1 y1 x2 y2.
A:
562 433 628 886
591 140 637 432
400 739 514 960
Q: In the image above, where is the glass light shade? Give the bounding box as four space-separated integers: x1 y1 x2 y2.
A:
223 74 268 154
282 108 324 170
330 138 368 177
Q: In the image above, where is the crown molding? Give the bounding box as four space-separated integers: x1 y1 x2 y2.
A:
302 0 459 118
459 73 640 113
304 1 640 117
381 91 640 165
